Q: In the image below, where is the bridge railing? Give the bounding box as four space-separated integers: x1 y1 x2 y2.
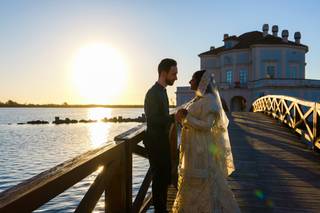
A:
252 95 320 149
0 122 179 213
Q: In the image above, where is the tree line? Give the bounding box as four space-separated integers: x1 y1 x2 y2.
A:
0 100 149 108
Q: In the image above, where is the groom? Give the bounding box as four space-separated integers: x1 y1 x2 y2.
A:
143 58 178 212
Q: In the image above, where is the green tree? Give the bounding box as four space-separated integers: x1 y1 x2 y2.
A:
6 100 19 106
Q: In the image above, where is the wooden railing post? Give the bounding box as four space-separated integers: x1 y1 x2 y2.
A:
280 98 283 122
169 122 179 188
293 102 296 128
312 102 318 149
132 168 152 213
125 142 133 211
105 142 132 212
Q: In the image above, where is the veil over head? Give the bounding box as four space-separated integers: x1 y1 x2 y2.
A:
195 69 235 176
196 70 229 130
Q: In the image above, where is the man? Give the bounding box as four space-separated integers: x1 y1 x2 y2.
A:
144 58 178 212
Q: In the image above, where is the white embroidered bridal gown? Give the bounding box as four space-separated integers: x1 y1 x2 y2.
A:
172 93 240 213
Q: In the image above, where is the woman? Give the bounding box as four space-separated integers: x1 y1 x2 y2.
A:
172 70 240 213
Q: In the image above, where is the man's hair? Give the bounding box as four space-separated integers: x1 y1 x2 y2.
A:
158 58 177 75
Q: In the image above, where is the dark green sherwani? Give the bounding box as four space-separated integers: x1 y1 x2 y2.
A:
144 82 174 212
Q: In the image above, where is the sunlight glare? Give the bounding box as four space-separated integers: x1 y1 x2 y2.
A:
72 43 127 104
89 123 111 148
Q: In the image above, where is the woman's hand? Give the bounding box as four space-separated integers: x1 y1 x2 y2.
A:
175 109 188 124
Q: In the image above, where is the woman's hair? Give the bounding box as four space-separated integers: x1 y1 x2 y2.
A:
193 70 206 86
193 70 213 93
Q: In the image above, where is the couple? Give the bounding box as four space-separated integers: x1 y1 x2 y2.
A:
143 58 240 213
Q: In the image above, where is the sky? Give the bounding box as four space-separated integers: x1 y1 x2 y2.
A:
0 0 319 105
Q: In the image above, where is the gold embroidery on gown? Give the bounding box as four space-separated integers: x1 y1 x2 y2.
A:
172 94 240 213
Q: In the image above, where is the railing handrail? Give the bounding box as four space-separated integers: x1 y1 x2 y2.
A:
252 95 320 150
253 95 316 106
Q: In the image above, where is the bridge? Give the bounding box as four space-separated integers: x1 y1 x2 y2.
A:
0 95 319 212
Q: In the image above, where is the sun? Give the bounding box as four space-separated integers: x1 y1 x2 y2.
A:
72 43 127 104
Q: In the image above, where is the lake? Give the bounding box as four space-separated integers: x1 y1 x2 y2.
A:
0 107 150 212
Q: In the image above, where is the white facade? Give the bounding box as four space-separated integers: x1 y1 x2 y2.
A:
176 25 320 111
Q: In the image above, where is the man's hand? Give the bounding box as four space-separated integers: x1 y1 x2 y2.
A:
175 109 188 124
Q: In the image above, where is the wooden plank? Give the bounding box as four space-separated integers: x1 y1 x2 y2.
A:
228 112 320 213
105 142 132 212
167 186 178 211
125 142 133 211
315 139 320 149
0 143 123 213
114 124 146 142
132 168 152 213
169 123 179 188
253 95 315 108
132 145 148 159
139 193 152 213
75 167 109 213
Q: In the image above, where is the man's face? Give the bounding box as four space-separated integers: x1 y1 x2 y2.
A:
165 66 178 86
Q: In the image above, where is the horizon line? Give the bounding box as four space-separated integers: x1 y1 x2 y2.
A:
0 103 176 108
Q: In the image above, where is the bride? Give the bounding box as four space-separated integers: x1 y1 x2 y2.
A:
172 70 240 213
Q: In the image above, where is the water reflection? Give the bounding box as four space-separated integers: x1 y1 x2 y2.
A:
87 108 112 148
1 107 146 212
88 123 111 148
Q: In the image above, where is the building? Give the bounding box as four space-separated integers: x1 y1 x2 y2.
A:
176 24 320 111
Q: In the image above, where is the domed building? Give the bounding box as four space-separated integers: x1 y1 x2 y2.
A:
176 24 320 111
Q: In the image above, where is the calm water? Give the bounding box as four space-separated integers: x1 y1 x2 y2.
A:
0 108 150 212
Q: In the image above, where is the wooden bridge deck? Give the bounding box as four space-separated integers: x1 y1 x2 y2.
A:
166 112 320 213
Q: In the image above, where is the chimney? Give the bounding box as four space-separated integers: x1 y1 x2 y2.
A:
210 46 215 51
272 25 278 37
282 30 289 42
262 24 269 37
223 34 229 40
294 32 301 44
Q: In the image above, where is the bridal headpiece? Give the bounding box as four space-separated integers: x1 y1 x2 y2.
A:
196 70 215 97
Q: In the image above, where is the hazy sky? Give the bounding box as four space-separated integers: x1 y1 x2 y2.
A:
1 0 319 105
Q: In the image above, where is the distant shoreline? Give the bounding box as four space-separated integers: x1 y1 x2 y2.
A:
0 100 176 108
0 105 176 108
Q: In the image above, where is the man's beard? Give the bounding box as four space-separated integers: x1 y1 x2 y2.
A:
166 79 175 86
